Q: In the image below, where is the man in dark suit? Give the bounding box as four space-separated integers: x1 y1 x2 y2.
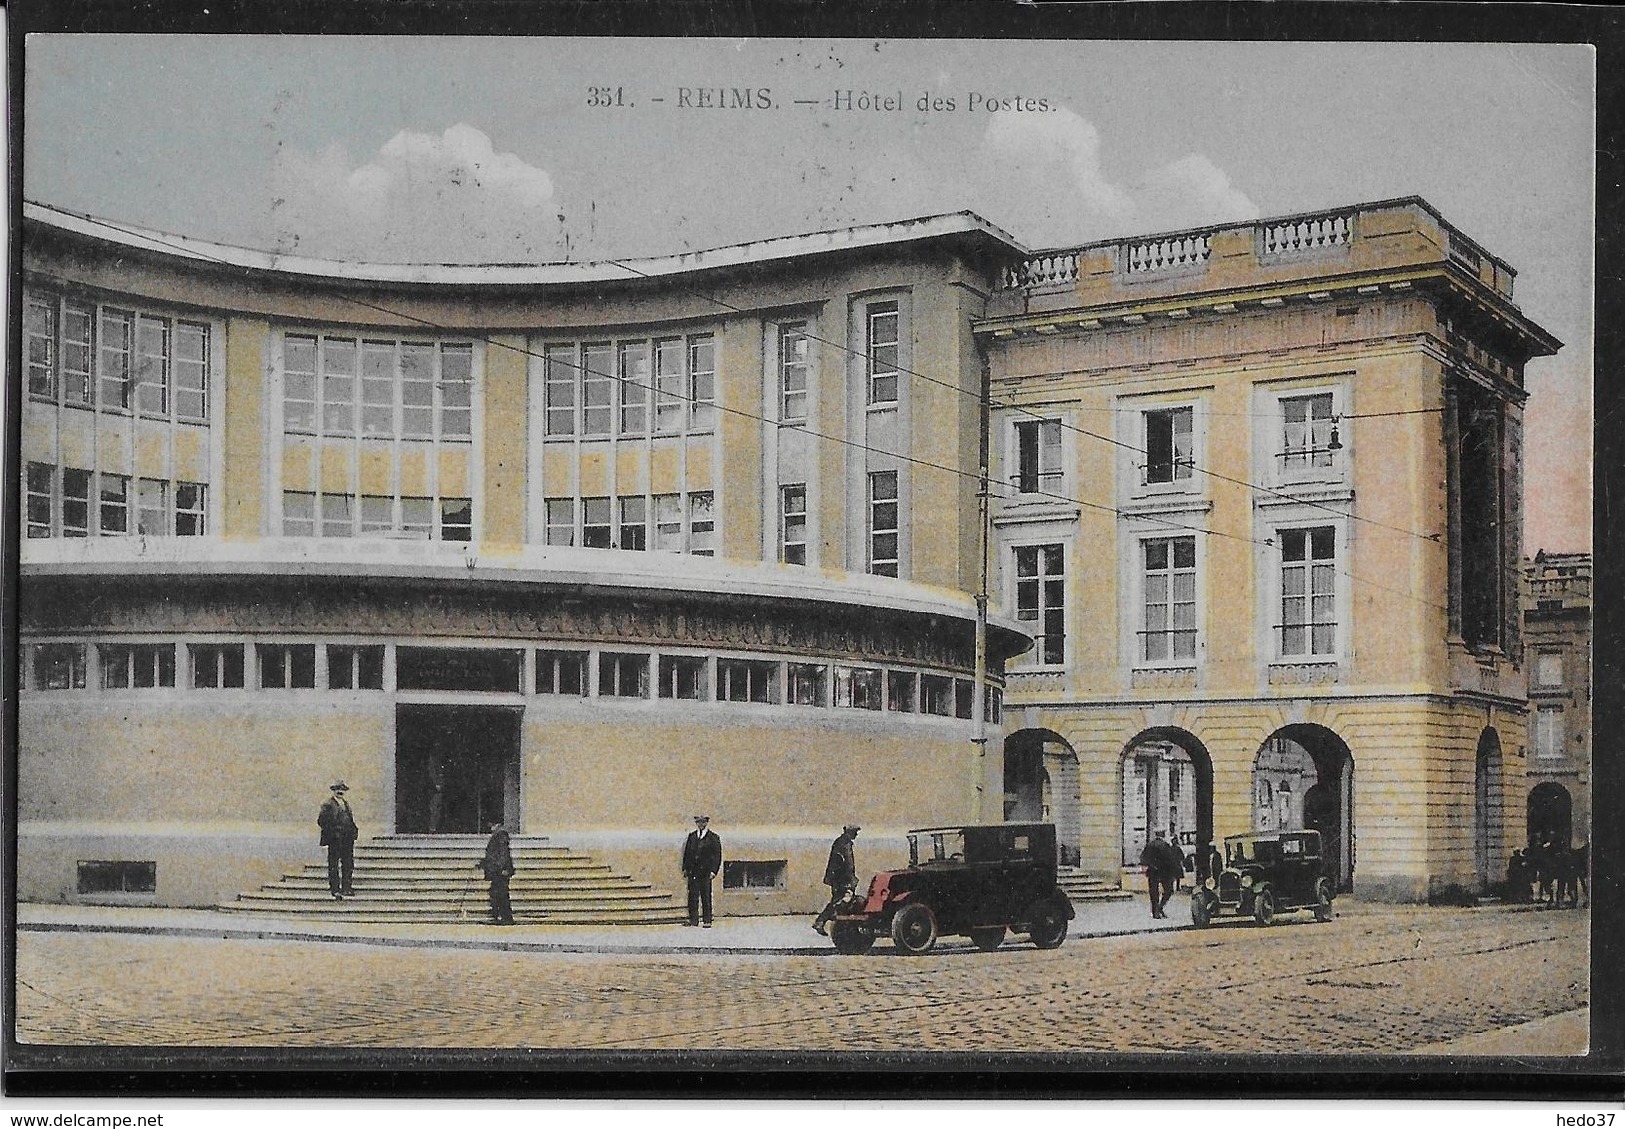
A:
813 824 860 935
317 779 359 899
479 820 516 925
681 815 722 927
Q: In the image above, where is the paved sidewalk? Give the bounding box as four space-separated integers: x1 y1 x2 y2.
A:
1409 1007 1591 1056
14 893 1545 956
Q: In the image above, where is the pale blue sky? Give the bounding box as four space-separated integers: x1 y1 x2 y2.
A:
23 36 1594 549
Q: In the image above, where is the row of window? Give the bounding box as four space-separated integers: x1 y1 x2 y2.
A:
1006 392 1339 497
543 335 716 439
26 291 209 422
281 491 471 542
26 462 206 538
27 640 1004 719
284 335 472 442
543 492 715 555
1014 525 1340 668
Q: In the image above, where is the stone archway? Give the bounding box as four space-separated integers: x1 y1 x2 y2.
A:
1119 728 1213 875
1003 729 1082 866
1527 782 1573 850
1474 728 1505 891
1255 724 1355 892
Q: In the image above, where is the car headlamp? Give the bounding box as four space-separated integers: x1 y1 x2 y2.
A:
1240 875 1254 889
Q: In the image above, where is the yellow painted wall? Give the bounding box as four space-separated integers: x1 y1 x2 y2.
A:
482 335 528 550
222 318 268 539
718 320 763 561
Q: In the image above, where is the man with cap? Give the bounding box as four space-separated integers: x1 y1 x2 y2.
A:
813 824 861 935
680 815 722 927
317 779 360 899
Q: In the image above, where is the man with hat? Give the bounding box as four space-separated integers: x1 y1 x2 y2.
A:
680 815 722 927
478 819 516 925
317 779 360 899
813 824 861 935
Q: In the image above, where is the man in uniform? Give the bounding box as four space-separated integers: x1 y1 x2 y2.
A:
812 824 861 935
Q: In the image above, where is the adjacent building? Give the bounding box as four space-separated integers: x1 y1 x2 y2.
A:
1522 551 1592 851
17 195 1560 911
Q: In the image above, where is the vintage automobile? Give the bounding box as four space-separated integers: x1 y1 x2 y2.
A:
1190 830 1335 926
827 822 1076 955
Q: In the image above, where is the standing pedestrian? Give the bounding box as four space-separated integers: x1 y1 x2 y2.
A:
1139 831 1169 918
1158 834 1188 916
1196 839 1223 888
681 814 723 927
813 824 861 935
317 779 359 900
479 820 515 925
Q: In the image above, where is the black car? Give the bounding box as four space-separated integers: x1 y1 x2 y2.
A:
828 822 1075 954
1190 830 1334 926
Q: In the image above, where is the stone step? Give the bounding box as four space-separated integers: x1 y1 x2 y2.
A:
295 858 616 874
230 890 678 910
272 874 650 891
218 904 690 925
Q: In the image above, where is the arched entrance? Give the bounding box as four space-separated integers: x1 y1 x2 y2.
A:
1474 729 1505 891
1254 725 1354 891
1003 729 1081 866
1527 782 1573 850
1119 728 1213 875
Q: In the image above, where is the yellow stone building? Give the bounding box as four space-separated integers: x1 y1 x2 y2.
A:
980 199 1558 901
17 196 1558 911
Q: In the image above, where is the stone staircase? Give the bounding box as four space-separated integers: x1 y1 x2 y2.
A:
1057 866 1135 904
220 835 688 925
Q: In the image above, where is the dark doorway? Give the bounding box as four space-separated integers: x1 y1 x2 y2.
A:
395 705 521 834
1262 724 1355 892
1527 782 1573 850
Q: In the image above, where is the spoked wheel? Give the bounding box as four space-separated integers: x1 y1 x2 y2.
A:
1026 901 1069 950
1252 888 1276 926
890 903 939 955
969 926 1006 952
1191 890 1215 927
1313 878 1334 922
830 921 877 955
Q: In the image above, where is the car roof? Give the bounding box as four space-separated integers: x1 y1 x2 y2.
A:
1224 830 1320 843
906 823 1052 835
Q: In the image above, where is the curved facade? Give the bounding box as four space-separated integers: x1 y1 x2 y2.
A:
18 205 1030 910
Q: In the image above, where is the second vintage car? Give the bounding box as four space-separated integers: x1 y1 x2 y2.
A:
827 822 1076 954
1190 830 1335 926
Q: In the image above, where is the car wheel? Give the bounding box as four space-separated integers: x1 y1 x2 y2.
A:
1252 887 1276 926
1314 878 1334 922
1191 890 1214 928
1026 901 1069 950
890 903 939 955
970 926 1006 952
830 921 876 955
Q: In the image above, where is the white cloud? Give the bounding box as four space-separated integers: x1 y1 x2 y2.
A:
971 106 1259 246
268 124 561 262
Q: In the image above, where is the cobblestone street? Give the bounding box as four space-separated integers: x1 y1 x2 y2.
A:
14 905 1588 1055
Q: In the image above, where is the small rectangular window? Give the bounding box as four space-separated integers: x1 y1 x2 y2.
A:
653 493 683 552
833 665 883 710
718 658 778 704
99 474 131 535
599 652 650 698
536 649 589 696
545 498 575 547
1144 406 1194 484
320 492 354 539
175 482 207 537
328 644 384 690
867 303 900 406
61 469 91 538
283 491 317 537
619 341 650 436
26 463 53 538
401 343 435 439
689 492 716 557
135 479 168 537
868 471 900 577
654 338 686 434
887 670 918 713
77 860 156 894
438 344 473 440
582 497 612 549
619 496 647 551
954 678 975 720
62 303 95 406
1014 419 1063 495
283 336 318 432
780 324 809 422
190 643 245 689
688 336 716 432
33 643 87 691
134 315 170 416
440 497 473 543
1281 393 1335 471
400 496 433 539
1534 707 1565 761
920 674 954 717
258 643 317 689
582 344 614 437
1142 536 1197 663
360 340 396 438
787 662 826 706
544 344 577 437
781 484 808 565
26 294 56 399
99 309 134 411
99 643 176 690
322 338 357 437
1279 526 1337 657
174 322 209 422
723 860 786 890
659 654 708 700
359 495 394 536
